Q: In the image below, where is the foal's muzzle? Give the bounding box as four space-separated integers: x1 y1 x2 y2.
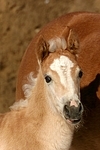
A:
63 102 83 124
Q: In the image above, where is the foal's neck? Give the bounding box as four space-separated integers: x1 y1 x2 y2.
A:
26 72 50 118
24 72 74 150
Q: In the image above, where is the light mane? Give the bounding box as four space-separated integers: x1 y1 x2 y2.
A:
48 37 67 52
10 72 37 110
22 72 37 99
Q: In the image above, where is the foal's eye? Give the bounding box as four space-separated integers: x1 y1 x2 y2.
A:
79 70 83 78
45 75 52 83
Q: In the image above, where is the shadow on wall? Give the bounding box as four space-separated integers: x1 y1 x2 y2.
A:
81 73 100 109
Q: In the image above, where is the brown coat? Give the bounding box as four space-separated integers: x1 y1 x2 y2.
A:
16 12 100 105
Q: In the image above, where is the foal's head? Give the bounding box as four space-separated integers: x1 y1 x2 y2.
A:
36 27 83 124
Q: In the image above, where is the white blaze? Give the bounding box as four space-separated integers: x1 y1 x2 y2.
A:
50 56 77 101
50 56 74 87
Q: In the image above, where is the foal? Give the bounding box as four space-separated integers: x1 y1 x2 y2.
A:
0 29 83 150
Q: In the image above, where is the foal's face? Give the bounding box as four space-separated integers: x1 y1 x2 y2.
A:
42 50 83 124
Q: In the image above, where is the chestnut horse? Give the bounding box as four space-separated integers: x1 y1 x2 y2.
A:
16 12 100 106
0 29 83 150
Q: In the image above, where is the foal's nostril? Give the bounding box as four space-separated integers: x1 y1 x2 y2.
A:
78 103 83 113
64 105 70 117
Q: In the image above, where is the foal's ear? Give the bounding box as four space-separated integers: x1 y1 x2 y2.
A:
36 35 49 63
62 27 79 54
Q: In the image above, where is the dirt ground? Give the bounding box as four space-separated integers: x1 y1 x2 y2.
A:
0 0 100 149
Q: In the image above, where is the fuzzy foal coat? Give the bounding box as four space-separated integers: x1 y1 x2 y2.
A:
0 31 81 149
0 70 74 150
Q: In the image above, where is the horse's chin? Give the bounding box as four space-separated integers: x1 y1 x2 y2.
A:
63 115 81 126
67 118 81 125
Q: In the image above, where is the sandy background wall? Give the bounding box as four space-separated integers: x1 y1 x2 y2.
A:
0 0 100 112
